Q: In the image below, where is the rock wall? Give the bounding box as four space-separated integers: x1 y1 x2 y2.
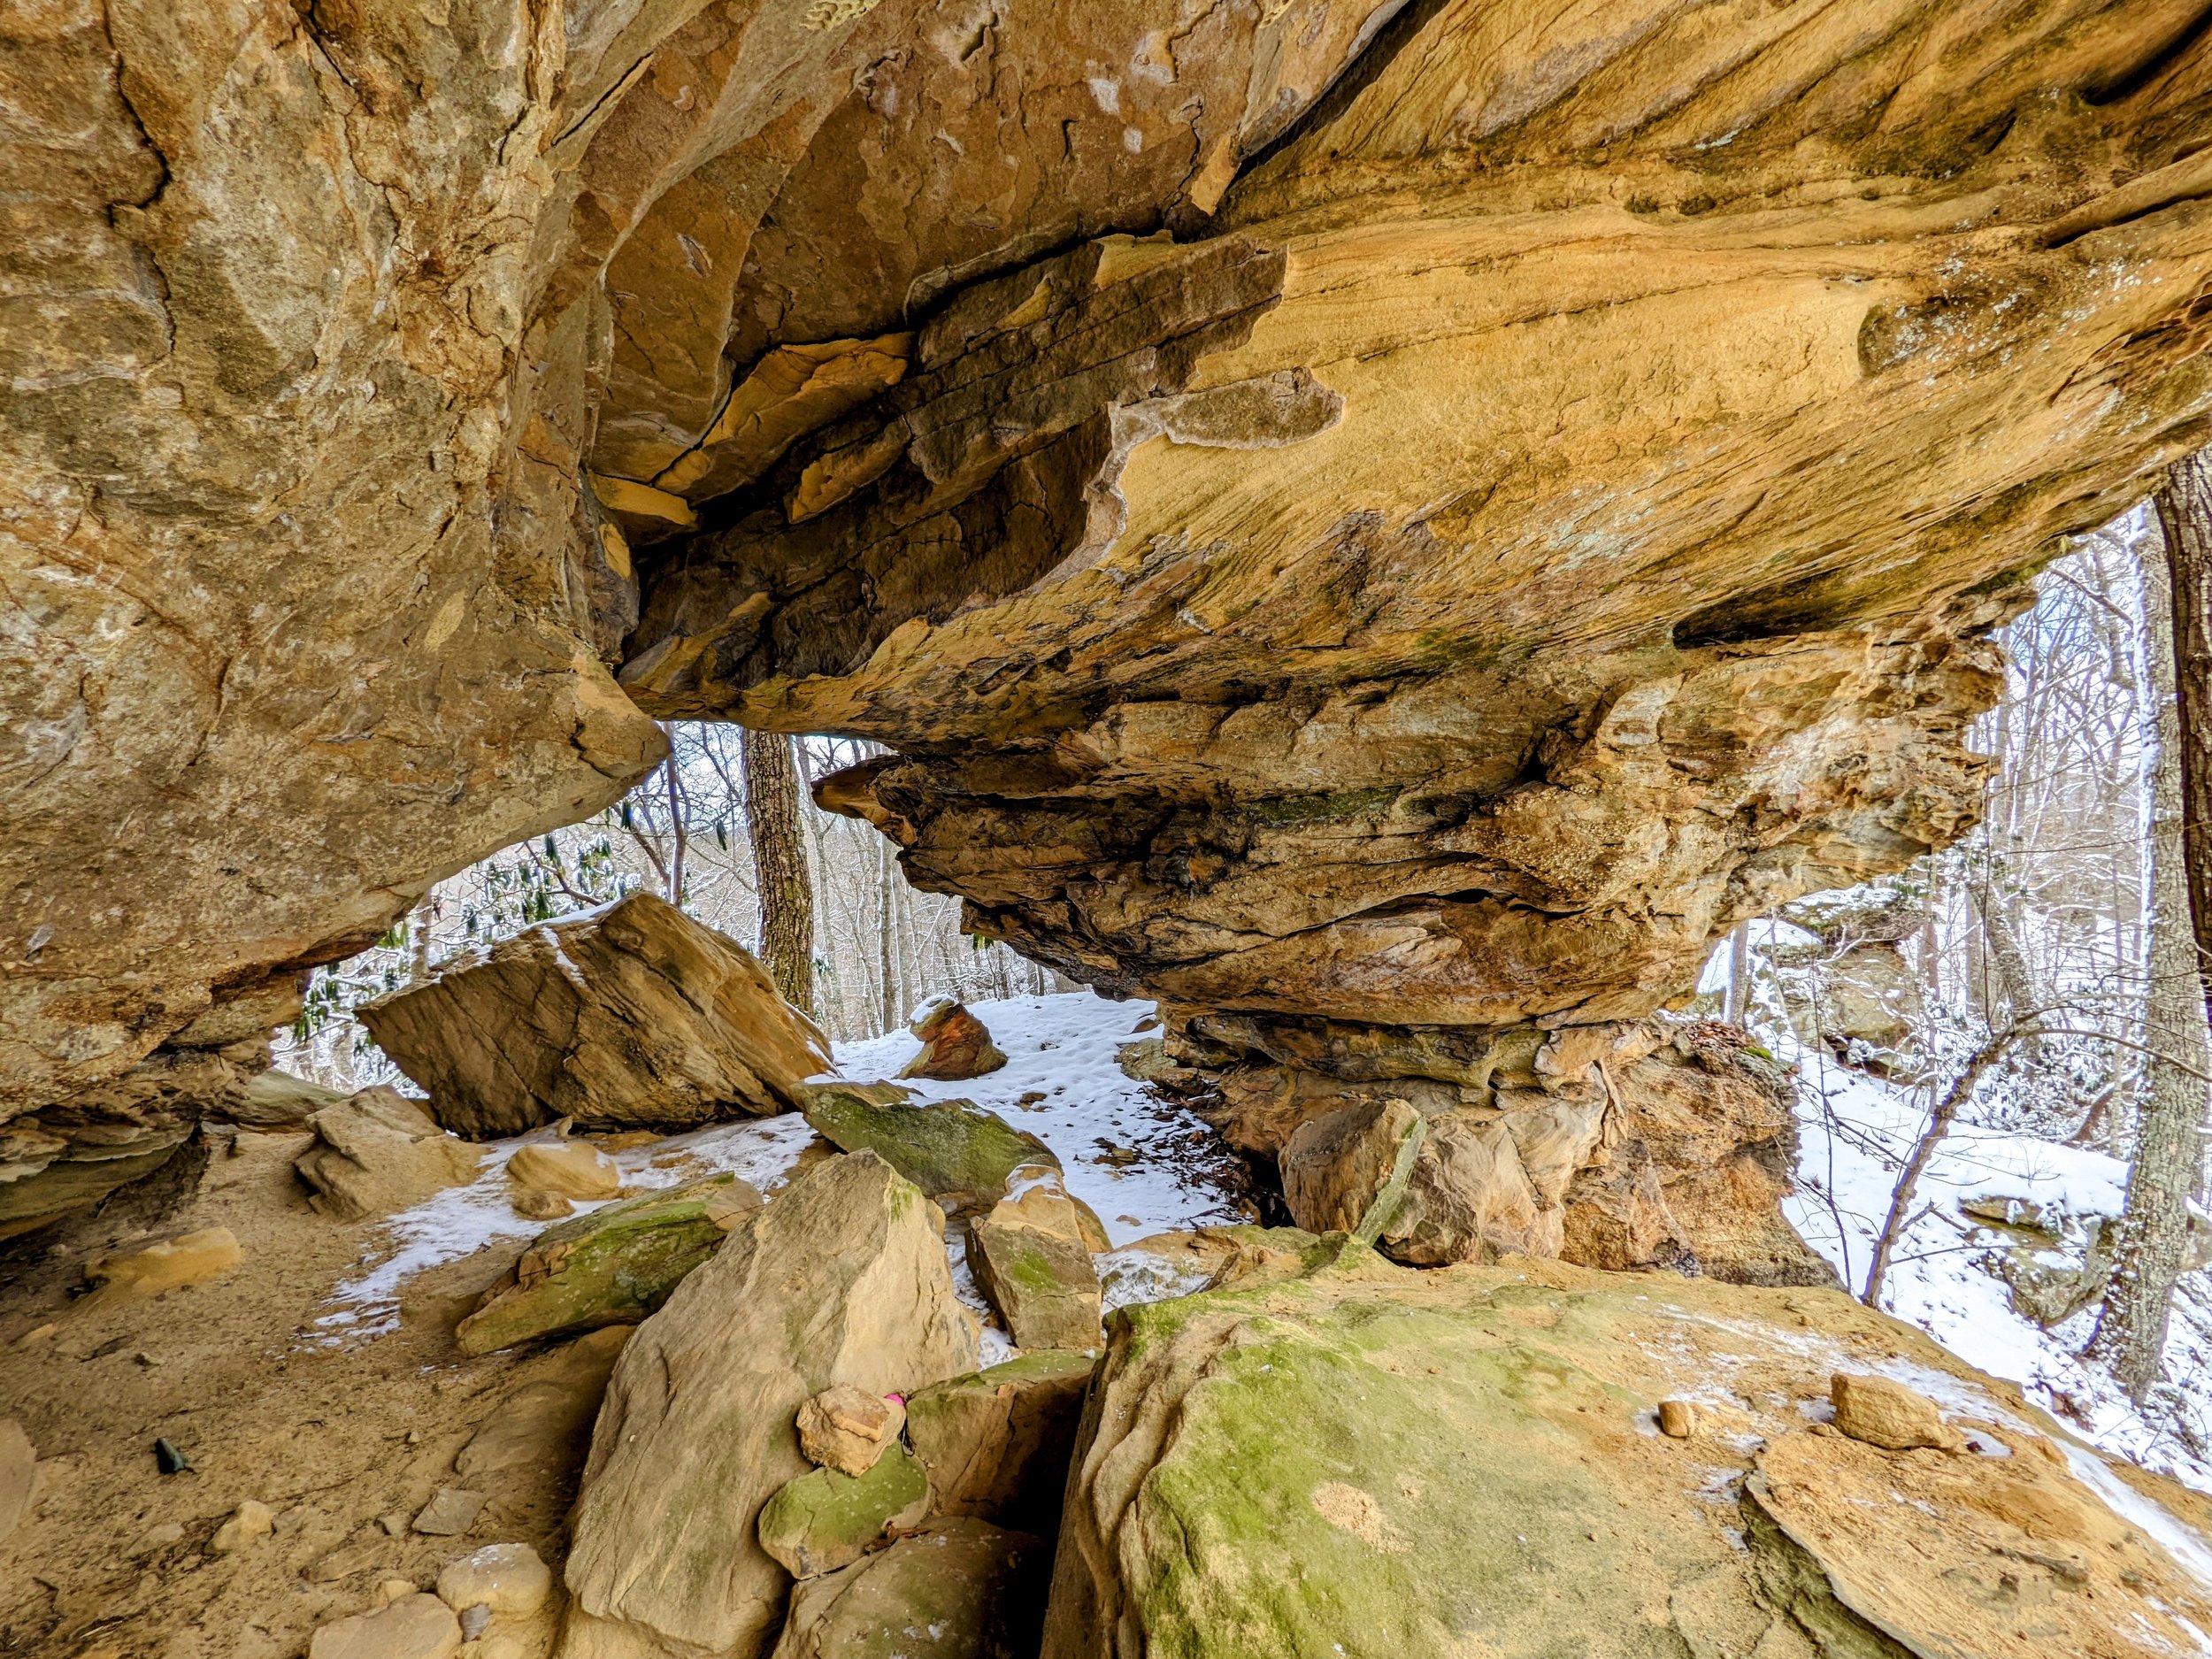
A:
6 0 2212 1156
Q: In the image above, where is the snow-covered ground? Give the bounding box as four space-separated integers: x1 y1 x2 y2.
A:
305 988 2212 1498
833 992 1249 1246
308 991 1244 1347
1788 1040 2212 1493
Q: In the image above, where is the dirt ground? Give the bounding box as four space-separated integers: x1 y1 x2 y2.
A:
0 1129 596 1659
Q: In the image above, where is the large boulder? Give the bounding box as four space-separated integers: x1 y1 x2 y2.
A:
294 1088 483 1222
800 1083 1052 1216
769 1519 1047 1659
361 893 831 1139
1044 1239 2212 1659
906 1352 1096 1534
559 1152 978 1659
457 1175 757 1356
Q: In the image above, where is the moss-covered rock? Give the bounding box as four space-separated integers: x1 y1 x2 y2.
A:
1044 1236 2212 1659
769 1517 1046 1659
907 1350 1095 1532
968 1210 1101 1352
456 1174 748 1356
800 1081 1052 1210
757 1443 930 1578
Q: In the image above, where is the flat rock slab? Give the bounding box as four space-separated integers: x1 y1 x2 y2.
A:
457 1176 752 1356
1044 1238 2212 1659
411 1486 486 1536
800 1082 1051 1212
757 1443 928 1578
770 1518 1046 1659
362 891 831 1138
81 1225 244 1309
308 1593 461 1659
907 1352 1095 1532
559 1152 978 1659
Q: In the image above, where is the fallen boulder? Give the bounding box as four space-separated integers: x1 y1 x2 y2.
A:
229 1066 348 1131
559 1152 978 1659
757 1443 929 1578
906 1352 1094 1533
801 1082 1051 1214
294 1088 482 1222
1279 1098 1425 1242
457 1176 755 1356
900 1000 1007 1082
769 1518 1045 1659
968 1180 1103 1352
1044 1238 2212 1659
506 1139 622 1202
1830 1371 1961 1452
361 892 832 1138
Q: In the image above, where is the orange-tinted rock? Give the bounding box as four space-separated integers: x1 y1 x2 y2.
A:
899 1001 1007 1084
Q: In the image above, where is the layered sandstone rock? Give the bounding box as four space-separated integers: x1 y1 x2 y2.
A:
1043 1238 2212 1659
362 893 830 1138
8 0 2212 1259
560 1153 977 1659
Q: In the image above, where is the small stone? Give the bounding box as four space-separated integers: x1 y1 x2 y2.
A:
380 1511 411 1537
308 1592 462 1659
507 1140 622 1202
139 1520 186 1552
1830 1372 1960 1452
211 1498 276 1552
459 1604 492 1641
376 1578 420 1606
14 1323 58 1348
82 1227 244 1309
436 1542 552 1617
1656 1400 1696 1439
153 1437 190 1474
796 1385 905 1477
134 1350 161 1367
413 1486 486 1537
510 1187 572 1222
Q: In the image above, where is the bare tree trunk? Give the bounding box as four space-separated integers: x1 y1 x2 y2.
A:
1724 922 1751 1025
1971 878 2044 1063
741 728 816 1016
661 723 688 909
877 838 898 1033
1865 1028 2016 1308
2091 472 2212 1400
408 898 435 987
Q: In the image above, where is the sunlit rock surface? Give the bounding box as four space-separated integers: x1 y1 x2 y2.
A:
5 0 2210 1154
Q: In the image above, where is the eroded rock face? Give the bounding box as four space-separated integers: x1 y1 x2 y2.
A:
1043 1239 2212 1659
8 0 2212 1225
